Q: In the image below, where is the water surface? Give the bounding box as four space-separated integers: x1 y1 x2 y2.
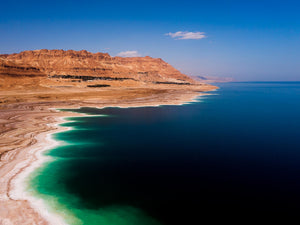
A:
30 82 300 224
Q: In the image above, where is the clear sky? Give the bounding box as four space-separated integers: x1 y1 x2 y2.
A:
1 0 299 81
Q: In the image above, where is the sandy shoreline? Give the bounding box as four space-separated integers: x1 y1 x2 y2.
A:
9 121 70 225
0 88 216 224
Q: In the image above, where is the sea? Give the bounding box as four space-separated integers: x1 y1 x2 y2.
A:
28 82 300 224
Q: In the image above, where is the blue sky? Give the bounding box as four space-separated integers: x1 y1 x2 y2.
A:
0 0 299 81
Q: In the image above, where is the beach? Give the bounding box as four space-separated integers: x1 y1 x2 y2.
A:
0 88 213 224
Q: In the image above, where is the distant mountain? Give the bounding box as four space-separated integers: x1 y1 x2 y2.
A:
190 75 234 83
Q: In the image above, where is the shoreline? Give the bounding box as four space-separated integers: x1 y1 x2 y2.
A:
10 122 70 225
0 88 216 224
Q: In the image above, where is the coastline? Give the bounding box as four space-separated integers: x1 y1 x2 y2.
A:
0 88 216 224
9 120 70 225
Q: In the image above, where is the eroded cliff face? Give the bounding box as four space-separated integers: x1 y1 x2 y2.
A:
0 49 194 84
0 58 45 77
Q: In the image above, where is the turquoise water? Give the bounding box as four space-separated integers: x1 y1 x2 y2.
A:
29 82 300 224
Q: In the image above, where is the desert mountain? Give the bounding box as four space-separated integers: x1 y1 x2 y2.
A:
0 58 44 77
0 49 195 85
191 75 234 83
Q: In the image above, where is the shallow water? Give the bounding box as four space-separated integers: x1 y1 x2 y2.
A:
30 82 300 224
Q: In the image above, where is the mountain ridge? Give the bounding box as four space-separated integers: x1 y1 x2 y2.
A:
0 49 195 84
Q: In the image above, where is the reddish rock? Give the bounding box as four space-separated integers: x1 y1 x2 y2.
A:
0 49 194 84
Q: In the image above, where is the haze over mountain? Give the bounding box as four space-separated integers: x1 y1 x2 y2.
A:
191 75 234 83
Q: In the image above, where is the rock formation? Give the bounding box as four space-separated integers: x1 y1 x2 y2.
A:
0 49 195 85
0 58 44 77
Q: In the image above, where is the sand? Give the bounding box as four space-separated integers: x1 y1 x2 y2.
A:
0 87 216 224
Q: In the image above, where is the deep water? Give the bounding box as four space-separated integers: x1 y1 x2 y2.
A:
30 82 300 224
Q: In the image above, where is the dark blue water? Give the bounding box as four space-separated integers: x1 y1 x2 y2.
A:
32 82 300 224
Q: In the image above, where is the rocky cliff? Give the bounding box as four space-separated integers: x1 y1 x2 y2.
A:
0 58 44 77
0 49 194 84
